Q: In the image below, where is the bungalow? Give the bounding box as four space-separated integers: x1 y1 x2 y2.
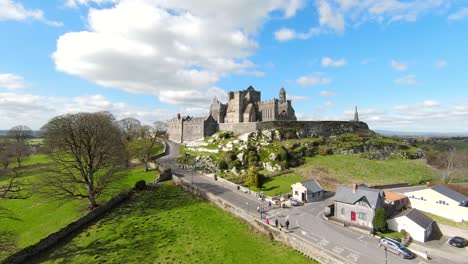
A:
291 179 323 203
387 208 435 242
405 185 468 222
334 184 385 229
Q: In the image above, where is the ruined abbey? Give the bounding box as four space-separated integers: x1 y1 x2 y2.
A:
167 86 370 143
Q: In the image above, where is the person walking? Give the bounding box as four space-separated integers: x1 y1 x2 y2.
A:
285 219 290 230
275 218 278 227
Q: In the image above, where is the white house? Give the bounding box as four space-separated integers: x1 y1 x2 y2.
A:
291 179 323 203
404 185 468 222
387 208 435 242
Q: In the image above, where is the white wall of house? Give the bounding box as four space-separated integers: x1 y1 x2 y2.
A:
405 189 468 222
291 183 307 202
335 201 375 229
387 217 428 242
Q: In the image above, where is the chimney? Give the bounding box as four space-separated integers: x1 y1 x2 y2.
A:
352 184 357 193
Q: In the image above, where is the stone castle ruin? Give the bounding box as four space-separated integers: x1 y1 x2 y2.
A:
167 86 370 143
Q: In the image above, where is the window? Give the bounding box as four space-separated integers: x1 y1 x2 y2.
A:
358 212 366 220
294 191 298 195
341 208 345 216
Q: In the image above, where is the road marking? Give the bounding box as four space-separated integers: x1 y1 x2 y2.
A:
344 247 360 255
300 231 319 241
318 239 330 247
332 246 344 255
346 252 360 262
357 235 364 240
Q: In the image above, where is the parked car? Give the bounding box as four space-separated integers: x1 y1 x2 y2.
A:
448 236 468 248
290 199 300 206
379 237 414 259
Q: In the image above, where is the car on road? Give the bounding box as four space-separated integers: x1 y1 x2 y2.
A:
448 236 468 248
290 199 300 206
379 237 414 259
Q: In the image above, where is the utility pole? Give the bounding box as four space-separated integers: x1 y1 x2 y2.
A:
384 247 387 264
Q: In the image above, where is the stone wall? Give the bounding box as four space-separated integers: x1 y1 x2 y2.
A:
172 175 349 264
218 121 371 137
3 191 134 264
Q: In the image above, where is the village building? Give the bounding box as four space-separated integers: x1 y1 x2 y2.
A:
291 180 323 203
387 208 435 242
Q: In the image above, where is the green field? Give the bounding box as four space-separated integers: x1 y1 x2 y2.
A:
37 183 314 264
294 155 436 189
0 156 158 261
252 174 307 196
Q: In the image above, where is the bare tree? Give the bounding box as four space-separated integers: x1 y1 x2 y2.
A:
0 141 15 169
41 112 127 209
129 125 164 172
444 147 456 183
7 125 33 144
7 125 32 167
0 168 30 200
118 118 142 142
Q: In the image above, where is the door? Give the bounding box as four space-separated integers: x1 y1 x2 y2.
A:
351 211 356 221
301 192 305 202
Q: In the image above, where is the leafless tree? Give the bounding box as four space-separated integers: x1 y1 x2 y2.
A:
444 147 456 183
0 141 15 169
0 168 30 200
118 118 142 142
7 125 33 144
40 112 127 209
129 125 164 172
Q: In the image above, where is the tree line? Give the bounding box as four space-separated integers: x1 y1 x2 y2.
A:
0 112 167 209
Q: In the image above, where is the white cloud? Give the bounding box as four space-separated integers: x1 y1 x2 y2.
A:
448 7 468 21
390 59 408 71
434 59 447 68
53 0 298 107
394 74 416 85
0 0 62 26
65 0 120 8
0 73 26 90
285 0 448 37
288 95 309 101
296 75 332 87
319 90 335 97
324 101 334 107
422 100 440 107
274 27 321 41
317 0 345 32
322 57 346 67
0 92 174 129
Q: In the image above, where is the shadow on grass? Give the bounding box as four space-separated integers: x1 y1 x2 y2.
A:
32 183 203 263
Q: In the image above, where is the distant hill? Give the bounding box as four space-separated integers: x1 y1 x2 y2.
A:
0 130 42 137
375 130 468 137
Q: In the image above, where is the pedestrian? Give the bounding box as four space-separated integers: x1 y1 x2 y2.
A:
285 219 290 230
275 218 278 227
266 218 270 225
268 201 272 207
257 206 260 213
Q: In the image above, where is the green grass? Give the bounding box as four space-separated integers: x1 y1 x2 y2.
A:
252 174 307 196
20 154 52 166
421 211 468 230
0 155 158 261
37 183 314 264
378 230 403 242
295 154 435 189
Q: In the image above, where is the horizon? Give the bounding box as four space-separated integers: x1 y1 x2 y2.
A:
1 1 468 132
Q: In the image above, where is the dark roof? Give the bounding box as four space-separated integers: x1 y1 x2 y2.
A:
431 185 468 203
393 209 434 229
334 185 384 209
301 179 322 193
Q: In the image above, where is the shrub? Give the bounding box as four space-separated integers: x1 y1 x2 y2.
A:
135 180 146 190
372 208 387 232
217 160 228 170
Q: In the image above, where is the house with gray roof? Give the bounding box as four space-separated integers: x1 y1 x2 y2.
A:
333 184 385 230
405 185 468 222
387 208 435 242
291 179 323 203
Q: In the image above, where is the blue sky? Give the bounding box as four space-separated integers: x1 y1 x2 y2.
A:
1 0 468 132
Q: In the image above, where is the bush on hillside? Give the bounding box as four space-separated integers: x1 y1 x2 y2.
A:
135 180 146 190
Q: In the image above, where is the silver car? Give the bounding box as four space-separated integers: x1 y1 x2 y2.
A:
379 237 414 259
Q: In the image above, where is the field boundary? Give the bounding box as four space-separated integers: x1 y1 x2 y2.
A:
2 190 136 264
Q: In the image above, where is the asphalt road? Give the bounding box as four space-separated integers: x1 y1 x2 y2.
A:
158 141 467 264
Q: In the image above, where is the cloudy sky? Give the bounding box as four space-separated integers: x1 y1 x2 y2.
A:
1 0 468 132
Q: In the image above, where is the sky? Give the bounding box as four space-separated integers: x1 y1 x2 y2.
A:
1 0 468 133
